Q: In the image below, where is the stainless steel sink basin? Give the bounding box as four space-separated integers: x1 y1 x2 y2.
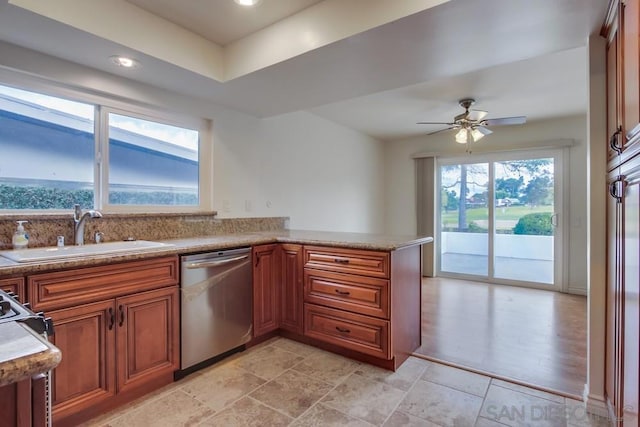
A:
0 240 174 263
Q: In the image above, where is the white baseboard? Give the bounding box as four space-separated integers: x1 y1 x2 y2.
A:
568 286 587 296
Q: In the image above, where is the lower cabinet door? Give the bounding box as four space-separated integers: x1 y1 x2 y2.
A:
304 303 390 359
48 300 116 422
116 287 179 393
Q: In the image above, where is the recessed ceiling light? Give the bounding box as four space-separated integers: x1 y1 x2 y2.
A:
234 0 262 6
109 55 140 69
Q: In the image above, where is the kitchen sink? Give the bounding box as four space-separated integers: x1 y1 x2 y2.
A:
0 240 174 263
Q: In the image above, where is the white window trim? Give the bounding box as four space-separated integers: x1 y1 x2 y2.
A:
0 68 213 214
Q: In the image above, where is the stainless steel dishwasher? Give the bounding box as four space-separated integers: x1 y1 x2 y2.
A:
179 247 252 374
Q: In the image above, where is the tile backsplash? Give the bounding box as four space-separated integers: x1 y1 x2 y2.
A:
0 213 288 250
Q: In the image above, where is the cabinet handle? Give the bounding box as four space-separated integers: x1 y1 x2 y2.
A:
108 307 115 330
334 289 351 296
334 258 350 264
610 126 623 154
335 326 351 334
118 305 125 327
255 255 260 267
609 175 626 203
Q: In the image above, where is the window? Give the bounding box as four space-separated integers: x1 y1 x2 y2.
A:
0 82 209 212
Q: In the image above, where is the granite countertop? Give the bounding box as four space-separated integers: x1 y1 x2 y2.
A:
0 321 61 387
0 230 433 276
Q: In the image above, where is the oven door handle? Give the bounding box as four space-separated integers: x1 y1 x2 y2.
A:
185 255 249 269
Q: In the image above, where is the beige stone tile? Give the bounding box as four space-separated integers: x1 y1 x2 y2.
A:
322 373 407 426
234 344 304 380
292 403 375 427
490 379 565 404
181 363 266 411
383 411 441 426
397 380 483 426
422 363 491 397
250 370 334 418
475 417 511 427
198 396 292 427
480 384 567 427
565 398 612 427
270 337 323 357
292 349 360 384
354 357 430 392
84 376 190 425
103 389 214 427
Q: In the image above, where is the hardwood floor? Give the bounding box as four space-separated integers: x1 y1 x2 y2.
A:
413 277 587 398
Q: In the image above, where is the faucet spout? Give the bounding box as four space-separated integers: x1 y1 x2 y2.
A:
73 205 102 245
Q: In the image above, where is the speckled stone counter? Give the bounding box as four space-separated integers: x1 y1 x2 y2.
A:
0 321 61 387
0 230 433 276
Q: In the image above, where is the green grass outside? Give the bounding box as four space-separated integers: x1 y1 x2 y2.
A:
441 205 553 229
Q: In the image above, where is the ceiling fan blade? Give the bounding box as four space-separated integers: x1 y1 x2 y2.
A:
474 125 493 136
427 127 456 136
417 121 455 125
467 109 488 121
482 116 527 126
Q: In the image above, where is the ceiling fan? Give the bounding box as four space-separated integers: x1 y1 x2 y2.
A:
417 98 527 144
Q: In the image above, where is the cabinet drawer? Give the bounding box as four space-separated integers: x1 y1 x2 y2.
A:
304 303 390 359
28 256 178 311
0 277 25 302
304 269 389 319
304 246 389 278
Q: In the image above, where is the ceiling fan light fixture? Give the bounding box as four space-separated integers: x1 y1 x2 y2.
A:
455 128 468 144
470 128 486 142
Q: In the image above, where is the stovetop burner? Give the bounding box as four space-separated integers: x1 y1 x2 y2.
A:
0 289 54 335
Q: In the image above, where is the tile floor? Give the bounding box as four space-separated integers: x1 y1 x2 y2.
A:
84 338 610 427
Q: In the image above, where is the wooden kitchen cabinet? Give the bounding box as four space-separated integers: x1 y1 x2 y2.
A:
605 0 640 168
0 276 25 302
280 244 304 334
0 375 47 427
253 244 280 337
48 300 116 421
302 245 420 370
116 287 179 394
606 158 640 426
27 256 179 426
604 1 640 424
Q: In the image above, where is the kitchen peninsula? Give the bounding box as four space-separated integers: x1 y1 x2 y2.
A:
0 221 432 426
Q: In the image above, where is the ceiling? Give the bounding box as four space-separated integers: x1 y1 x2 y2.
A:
0 0 608 141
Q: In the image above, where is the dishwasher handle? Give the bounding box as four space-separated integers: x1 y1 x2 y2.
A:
185 255 249 269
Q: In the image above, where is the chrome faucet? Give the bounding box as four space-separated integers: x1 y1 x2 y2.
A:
73 204 102 245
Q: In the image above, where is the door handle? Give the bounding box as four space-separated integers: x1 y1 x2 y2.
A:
550 213 558 227
119 305 125 327
610 126 623 154
185 255 249 269
108 307 115 330
609 176 626 203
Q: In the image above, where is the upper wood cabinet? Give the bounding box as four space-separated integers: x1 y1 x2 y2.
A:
252 244 280 337
605 0 640 167
280 244 304 335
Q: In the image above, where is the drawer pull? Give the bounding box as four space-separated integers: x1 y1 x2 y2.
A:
335 326 351 334
334 289 351 296
334 258 350 264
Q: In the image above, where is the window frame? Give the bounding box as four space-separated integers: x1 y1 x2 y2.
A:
0 69 213 214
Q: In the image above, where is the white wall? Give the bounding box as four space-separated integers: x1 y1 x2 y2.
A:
0 41 385 233
384 115 588 294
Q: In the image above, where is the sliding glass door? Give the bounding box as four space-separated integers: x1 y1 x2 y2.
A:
437 151 562 289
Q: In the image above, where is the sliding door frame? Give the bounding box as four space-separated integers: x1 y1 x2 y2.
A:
435 148 568 292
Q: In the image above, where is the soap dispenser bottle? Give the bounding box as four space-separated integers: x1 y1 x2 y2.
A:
12 220 29 249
